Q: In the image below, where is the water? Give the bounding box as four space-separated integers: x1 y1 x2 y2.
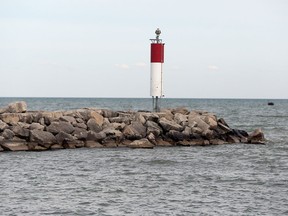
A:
1 98 288 215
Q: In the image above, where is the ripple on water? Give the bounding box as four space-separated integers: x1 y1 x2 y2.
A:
0 144 288 215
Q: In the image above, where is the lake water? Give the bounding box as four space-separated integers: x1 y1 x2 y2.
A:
0 98 288 215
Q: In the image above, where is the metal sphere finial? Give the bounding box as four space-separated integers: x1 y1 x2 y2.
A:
155 28 161 36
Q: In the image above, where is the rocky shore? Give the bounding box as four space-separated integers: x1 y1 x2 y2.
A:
0 101 265 152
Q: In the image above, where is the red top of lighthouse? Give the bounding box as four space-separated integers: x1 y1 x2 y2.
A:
150 28 164 63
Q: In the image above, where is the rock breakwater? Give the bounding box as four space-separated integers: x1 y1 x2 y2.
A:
0 101 265 152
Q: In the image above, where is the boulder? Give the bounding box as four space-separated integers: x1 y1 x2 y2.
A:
174 113 188 126
188 115 209 132
28 143 47 151
1 142 28 151
218 122 232 133
204 115 218 129
128 138 154 149
74 140 85 148
29 123 45 130
166 130 187 141
248 128 265 144
232 129 248 143
158 110 174 121
158 117 183 132
2 129 15 139
0 120 8 131
88 111 104 126
85 141 104 148
123 121 147 140
42 111 63 125
146 120 163 137
60 116 77 125
46 121 75 134
155 139 173 147
87 118 102 132
55 131 75 144
141 113 159 122
63 142 76 149
11 125 30 138
172 107 189 115
72 128 88 140
182 126 192 137
102 128 123 140
18 113 34 124
147 132 157 145
191 127 203 135
76 117 85 123
227 135 240 143
209 139 226 145
134 113 146 125
102 109 118 118
0 113 20 125
17 122 30 129
74 122 87 129
109 116 131 124
87 131 106 142
6 101 27 113
30 129 56 145
102 141 118 148
105 122 126 130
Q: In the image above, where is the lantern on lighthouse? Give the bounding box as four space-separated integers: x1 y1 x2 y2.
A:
150 28 164 112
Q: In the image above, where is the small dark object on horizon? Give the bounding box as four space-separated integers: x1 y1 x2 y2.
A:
268 102 274 106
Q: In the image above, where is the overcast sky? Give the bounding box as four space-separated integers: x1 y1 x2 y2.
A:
0 0 287 98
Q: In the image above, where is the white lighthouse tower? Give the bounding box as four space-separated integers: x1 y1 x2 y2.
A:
150 28 164 112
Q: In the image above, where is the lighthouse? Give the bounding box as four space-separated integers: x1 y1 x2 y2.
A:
150 28 164 112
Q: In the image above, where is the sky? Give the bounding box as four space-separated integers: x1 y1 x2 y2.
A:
0 0 287 99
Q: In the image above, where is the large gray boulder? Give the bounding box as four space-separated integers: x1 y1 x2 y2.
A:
11 125 30 138
55 131 75 144
6 101 27 113
87 131 106 142
123 121 147 140
174 113 188 126
30 129 56 145
2 129 15 139
146 120 163 137
159 117 183 132
172 107 189 115
87 118 102 132
46 121 75 134
60 116 77 125
72 127 88 140
29 123 45 130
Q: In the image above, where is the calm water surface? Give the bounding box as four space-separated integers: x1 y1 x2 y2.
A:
0 98 288 215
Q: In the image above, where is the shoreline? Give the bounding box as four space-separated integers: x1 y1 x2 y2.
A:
0 102 265 152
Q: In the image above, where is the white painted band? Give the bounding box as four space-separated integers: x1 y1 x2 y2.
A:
150 63 163 97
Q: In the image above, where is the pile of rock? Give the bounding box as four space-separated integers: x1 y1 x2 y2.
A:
0 102 265 152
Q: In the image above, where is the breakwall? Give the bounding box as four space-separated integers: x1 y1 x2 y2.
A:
0 102 265 152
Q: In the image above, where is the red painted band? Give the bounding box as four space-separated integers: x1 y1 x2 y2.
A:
151 43 164 63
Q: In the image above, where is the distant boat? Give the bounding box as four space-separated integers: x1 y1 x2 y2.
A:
268 102 274 106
